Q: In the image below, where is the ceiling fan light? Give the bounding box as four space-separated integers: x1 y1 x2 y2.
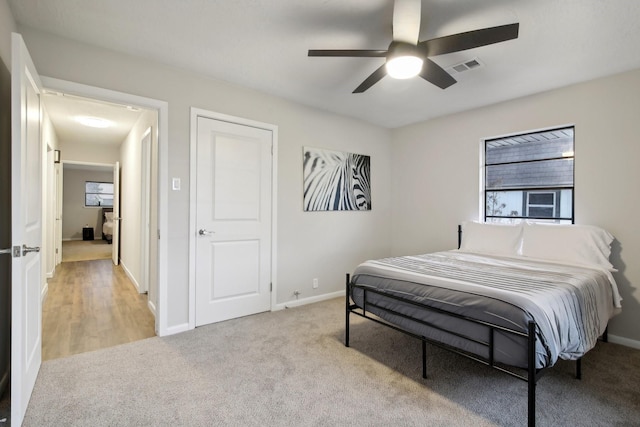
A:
386 55 423 79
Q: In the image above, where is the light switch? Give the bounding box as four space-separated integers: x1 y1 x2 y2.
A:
172 178 181 191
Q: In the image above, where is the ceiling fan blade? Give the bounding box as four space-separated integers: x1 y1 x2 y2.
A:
419 23 519 56
420 58 457 89
392 0 421 44
353 64 387 93
308 49 387 57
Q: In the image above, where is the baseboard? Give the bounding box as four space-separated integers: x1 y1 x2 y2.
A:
41 281 49 304
273 290 345 311
608 334 640 350
148 299 157 318
164 322 190 336
119 260 142 293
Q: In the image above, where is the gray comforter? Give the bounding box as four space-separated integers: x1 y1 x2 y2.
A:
351 251 620 369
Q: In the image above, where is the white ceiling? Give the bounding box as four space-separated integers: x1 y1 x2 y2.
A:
43 91 144 146
10 0 640 129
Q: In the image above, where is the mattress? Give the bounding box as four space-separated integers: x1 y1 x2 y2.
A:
103 212 114 236
351 251 620 369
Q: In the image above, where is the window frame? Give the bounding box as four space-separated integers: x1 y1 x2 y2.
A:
84 181 114 208
525 190 558 218
482 126 575 224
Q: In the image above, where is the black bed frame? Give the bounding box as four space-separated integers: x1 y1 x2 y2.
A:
344 225 607 427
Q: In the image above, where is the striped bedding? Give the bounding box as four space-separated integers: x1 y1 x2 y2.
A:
351 251 620 369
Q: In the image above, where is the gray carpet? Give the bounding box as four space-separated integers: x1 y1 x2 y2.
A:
24 298 640 426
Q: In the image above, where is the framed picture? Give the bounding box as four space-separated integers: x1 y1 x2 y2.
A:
303 147 371 211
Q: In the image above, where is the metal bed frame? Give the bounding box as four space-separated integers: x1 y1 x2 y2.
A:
344 225 601 427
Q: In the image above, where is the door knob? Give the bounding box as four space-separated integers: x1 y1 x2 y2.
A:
22 244 41 256
198 229 214 236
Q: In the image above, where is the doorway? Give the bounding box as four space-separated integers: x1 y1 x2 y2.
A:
41 77 169 337
39 80 167 357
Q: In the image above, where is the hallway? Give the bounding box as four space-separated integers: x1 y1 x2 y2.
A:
42 259 156 361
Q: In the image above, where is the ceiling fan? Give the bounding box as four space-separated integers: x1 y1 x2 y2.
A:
308 0 519 93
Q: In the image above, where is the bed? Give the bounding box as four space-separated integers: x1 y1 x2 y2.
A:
346 221 621 426
102 208 114 244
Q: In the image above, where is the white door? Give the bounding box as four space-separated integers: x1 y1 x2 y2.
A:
11 32 43 426
195 116 272 326
55 162 62 266
112 161 120 265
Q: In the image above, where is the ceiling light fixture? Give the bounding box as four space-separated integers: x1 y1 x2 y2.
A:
75 116 113 128
386 55 423 79
385 42 423 79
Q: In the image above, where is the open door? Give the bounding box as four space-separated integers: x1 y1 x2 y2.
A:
55 162 62 266
112 161 120 265
11 32 43 426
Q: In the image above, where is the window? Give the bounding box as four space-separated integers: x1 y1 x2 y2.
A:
484 126 574 224
526 191 557 218
85 181 114 207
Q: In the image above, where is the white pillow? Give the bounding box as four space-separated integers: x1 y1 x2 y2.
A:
521 222 615 270
459 221 523 257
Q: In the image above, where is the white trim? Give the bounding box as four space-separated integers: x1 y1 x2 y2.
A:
61 160 113 169
478 138 485 221
608 334 640 350
139 127 152 294
40 282 48 304
40 76 170 337
188 108 278 330
165 322 190 336
482 123 576 143
119 260 141 293
274 290 344 311
147 300 157 318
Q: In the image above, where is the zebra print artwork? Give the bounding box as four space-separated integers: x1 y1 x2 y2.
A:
303 147 371 211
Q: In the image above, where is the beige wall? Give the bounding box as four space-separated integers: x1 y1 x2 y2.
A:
59 139 121 164
18 26 393 330
391 68 640 344
118 109 157 300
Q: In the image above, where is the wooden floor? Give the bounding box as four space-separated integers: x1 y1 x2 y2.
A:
42 259 156 361
62 239 112 262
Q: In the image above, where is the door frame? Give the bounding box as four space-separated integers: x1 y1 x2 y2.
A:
188 108 278 329
41 76 171 336
140 127 152 294
59 161 115 260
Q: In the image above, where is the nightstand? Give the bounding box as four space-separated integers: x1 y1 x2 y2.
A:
82 227 94 241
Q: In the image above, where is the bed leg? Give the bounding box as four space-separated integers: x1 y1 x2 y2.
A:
602 326 609 343
528 321 536 427
422 340 427 379
345 273 350 348
576 358 582 380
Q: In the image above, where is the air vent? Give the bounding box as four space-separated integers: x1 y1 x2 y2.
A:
447 58 484 74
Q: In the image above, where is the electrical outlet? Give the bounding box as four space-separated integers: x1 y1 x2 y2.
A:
312 278 319 289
